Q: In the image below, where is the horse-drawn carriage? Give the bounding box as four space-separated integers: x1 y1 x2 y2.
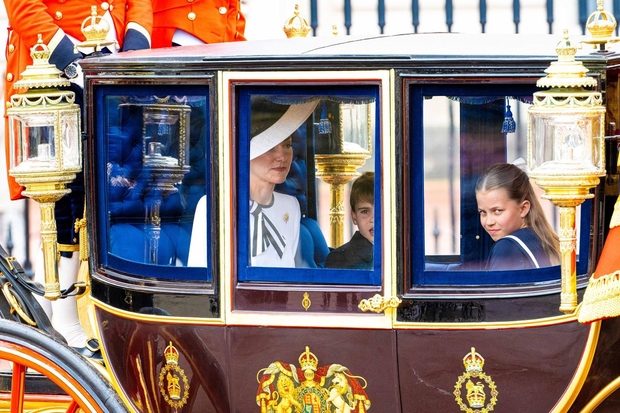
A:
3 6 620 413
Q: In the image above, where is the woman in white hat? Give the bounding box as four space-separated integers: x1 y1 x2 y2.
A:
248 97 318 267
188 97 318 268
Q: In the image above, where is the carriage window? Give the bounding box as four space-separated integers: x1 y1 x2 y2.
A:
235 85 381 286
411 84 589 286
95 85 210 281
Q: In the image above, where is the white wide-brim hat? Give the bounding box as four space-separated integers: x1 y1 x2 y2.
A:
250 99 319 160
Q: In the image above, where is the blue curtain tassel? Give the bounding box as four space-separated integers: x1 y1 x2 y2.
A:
501 101 516 134
317 102 332 134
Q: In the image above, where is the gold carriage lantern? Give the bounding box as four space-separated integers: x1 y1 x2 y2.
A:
7 35 82 300
315 100 373 248
527 30 606 314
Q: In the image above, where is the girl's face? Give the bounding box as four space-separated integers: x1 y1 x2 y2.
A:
476 188 530 241
250 137 293 186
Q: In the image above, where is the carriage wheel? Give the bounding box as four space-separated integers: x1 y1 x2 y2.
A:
0 319 127 413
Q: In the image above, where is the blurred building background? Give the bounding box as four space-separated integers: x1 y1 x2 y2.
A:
0 0 609 272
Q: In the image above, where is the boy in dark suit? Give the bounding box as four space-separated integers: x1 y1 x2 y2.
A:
325 172 374 269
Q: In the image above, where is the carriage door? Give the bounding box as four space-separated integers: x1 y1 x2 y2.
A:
219 71 403 411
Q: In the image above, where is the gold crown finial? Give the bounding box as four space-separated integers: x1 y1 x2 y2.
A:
283 4 311 38
164 342 180 365
82 6 110 42
556 29 578 60
586 0 617 40
12 34 70 91
535 30 597 90
582 0 619 51
30 34 50 64
74 6 119 53
298 346 318 371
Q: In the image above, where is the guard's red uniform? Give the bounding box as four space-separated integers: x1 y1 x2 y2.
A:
151 0 245 47
4 0 153 199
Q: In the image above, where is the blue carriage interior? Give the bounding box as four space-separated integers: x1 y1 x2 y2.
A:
101 89 330 278
106 99 203 267
413 87 588 285
275 128 330 269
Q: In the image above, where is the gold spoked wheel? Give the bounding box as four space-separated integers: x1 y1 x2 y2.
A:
0 319 126 413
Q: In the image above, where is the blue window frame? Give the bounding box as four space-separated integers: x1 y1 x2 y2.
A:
235 84 382 286
94 84 211 281
408 83 590 286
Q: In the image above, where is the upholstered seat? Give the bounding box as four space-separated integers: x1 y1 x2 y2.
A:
299 216 330 268
275 130 330 268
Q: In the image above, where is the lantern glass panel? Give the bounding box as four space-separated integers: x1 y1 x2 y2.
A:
340 102 373 153
8 116 21 169
143 106 189 167
60 111 81 170
11 112 56 170
529 111 603 174
314 100 375 155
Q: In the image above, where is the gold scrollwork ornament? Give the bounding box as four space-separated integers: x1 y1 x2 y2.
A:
358 293 402 313
453 347 498 412
158 342 189 412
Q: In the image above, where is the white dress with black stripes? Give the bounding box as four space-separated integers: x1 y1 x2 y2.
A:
249 192 301 268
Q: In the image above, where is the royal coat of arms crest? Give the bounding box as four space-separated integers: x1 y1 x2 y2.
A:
256 346 371 412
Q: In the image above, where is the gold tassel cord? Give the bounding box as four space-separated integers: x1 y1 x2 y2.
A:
74 216 89 261
578 194 620 323
578 270 620 323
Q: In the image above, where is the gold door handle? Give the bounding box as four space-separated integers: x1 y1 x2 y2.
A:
358 294 402 313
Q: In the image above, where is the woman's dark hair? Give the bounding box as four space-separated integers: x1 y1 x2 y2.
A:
476 163 560 264
250 96 289 138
